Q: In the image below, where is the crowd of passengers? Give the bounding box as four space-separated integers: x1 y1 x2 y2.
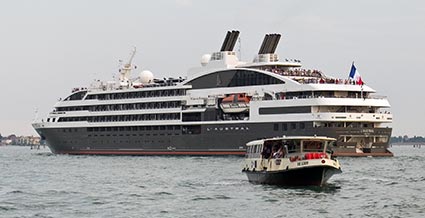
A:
261 67 358 85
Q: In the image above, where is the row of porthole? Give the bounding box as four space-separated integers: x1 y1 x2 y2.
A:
206 126 250 131
87 140 169 144
88 133 178 137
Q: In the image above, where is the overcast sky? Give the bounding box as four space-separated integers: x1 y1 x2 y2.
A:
0 0 424 137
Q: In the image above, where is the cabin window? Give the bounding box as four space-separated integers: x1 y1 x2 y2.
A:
286 140 301 153
259 106 311 115
182 113 201 122
273 124 279 131
303 140 325 152
262 140 286 159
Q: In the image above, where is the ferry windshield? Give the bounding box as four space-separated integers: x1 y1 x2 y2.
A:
303 140 325 152
285 140 301 154
262 140 286 159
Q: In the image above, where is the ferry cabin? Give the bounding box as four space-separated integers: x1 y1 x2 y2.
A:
244 136 337 172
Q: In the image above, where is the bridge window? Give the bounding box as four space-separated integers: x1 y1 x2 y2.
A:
189 69 284 89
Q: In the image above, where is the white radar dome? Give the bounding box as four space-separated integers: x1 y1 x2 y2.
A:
201 54 211 66
139 70 154 84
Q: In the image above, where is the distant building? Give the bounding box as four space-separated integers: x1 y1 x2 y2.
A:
16 136 41 146
1 138 13 145
0 134 41 146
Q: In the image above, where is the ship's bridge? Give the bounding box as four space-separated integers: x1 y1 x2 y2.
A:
183 68 287 89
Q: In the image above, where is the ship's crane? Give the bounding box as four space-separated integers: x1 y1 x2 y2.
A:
119 47 137 85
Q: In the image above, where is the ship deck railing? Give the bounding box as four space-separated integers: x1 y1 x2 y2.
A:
252 95 388 101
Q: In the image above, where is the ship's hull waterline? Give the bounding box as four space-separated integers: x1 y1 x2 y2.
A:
34 122 393 156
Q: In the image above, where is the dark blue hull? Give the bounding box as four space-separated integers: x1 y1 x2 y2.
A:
34 122 392 156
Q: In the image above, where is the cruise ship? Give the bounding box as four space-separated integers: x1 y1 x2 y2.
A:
32 30 393 156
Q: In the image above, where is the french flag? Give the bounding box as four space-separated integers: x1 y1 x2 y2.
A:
349 63 364 85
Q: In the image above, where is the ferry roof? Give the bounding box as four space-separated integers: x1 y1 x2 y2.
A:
246 136 336 146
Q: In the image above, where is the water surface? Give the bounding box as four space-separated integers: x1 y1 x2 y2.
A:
1 145 424 218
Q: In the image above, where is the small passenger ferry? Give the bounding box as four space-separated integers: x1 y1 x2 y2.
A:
242 136 342 186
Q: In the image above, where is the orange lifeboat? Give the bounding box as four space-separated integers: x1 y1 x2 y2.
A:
220 94 251 113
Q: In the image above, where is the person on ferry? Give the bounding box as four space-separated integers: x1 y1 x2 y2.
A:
273 146 284 158
272 142 284 158
261 145 272 159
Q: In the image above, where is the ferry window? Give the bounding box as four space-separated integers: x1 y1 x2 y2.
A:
255 145 259 155
282 123 287 131
286 140 301 153
261 142 273 159
273 124 279 131
290 123 296 130
303 140 324 152
300 123 305 129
